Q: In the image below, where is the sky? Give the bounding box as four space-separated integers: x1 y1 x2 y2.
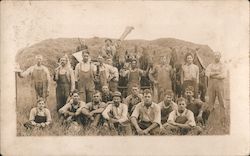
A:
1 1 249 61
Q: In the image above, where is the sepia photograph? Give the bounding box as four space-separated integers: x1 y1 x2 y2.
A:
1 1 249 155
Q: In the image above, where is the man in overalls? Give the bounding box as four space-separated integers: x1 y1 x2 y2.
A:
75 50 97 103
120 59 145 96
18 55 50 101
205 51 227 125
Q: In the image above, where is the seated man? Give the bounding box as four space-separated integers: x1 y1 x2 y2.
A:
102 91 132 135
125 84 143 115
163 97 202 135
131 89 162 135
158 90 178 125
81 91 108 127
24 98 52 129
184 86 210 126
101 85 113 103
59 90 85 126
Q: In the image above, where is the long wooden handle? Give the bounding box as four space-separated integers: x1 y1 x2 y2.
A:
119 26 134 41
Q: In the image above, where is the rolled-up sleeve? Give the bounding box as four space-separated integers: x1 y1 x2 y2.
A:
29 108 37 121
186 111 196 127
167 111 176 123
153 105 161 125
131 104 140 119
75 64 80 81
205 64 212 78
21 66 34 77
102 104 112 120
45 108 52 122
118 104 129 123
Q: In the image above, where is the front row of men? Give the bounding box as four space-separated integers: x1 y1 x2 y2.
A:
24 84 207 135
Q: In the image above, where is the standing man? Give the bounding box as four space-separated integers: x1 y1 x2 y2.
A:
95 55 118 91
54 56 75 111
75 49 97 102
181 53 199 98
149 55 174 102
18 55 50 100
205 51 227 125
102 91 132 135
106 58 119 92
131 89 162 135
120 59 145 96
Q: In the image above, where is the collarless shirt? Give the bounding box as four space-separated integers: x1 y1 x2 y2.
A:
182 64 199 83
131 102 161 125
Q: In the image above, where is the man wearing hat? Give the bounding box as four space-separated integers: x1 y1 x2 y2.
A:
75 50 97 103
102 91 132 135
17 55 50 100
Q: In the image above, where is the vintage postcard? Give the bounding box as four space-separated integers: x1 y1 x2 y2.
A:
0 1 249 155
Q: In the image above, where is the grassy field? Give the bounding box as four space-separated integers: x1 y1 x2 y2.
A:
16 76 230 136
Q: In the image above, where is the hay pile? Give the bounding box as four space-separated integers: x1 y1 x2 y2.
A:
16 37 215 73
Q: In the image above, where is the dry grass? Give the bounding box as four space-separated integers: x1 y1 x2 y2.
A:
16 76 230 136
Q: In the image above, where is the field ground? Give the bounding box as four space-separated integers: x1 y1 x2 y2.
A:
16 77 230 136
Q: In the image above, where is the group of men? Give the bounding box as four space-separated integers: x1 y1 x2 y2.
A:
17 38 227 135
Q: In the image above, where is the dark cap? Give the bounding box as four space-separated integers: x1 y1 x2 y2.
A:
112 91 122 98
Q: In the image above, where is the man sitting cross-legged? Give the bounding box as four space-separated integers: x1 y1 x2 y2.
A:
81 91 108 128
131 89 162 135
163 97 202 135
59 90 85 126
23 97 52 130
102 91 132 135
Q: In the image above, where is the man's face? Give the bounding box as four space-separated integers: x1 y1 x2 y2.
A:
98 57 104 64
93 93 101 103
102 86 109 93
186 55 193 64
106 40 111 46
72 93 80 103
116 40 121 47
36 57 42 65
144 93 152 107
82 53 89 63
178 101 187 113
214 53 221 63
106 59 113 65
113 96 121 106
164 95 172 104
131 61 137 68
60 58 67 66
185 90 194 99
160 56 167 64
131 87 139 96
37 101 45 109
